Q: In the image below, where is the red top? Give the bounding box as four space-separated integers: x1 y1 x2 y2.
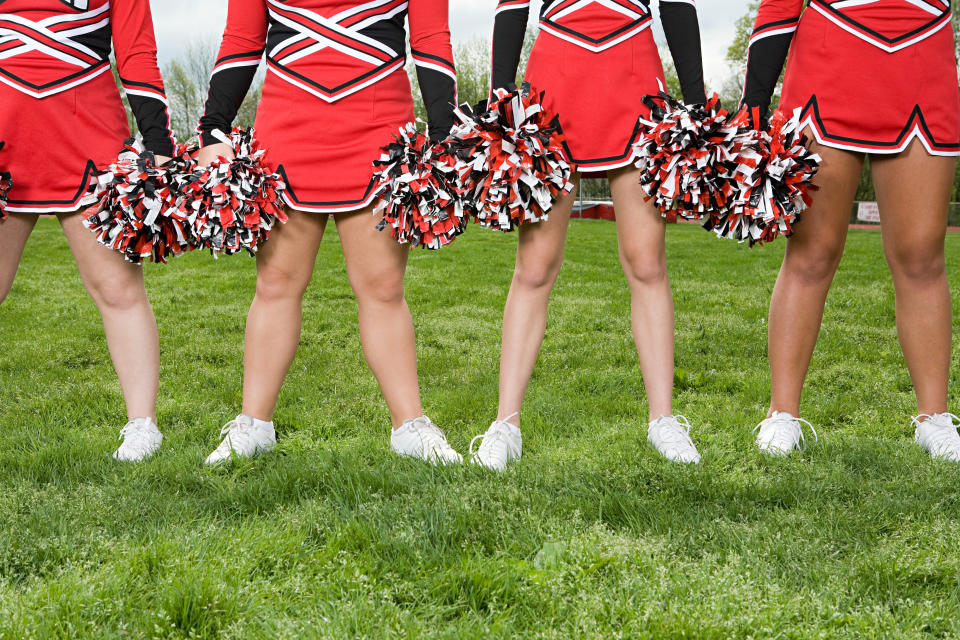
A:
198 0 457 145
0 0 175 155
744 0 953 115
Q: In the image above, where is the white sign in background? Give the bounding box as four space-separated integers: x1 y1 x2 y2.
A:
857 202 881 223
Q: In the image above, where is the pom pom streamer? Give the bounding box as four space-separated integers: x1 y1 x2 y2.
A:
633 92 739 221
705 107 822 246
80 138 194 264
0 140 11 221
0 170 10 221
371 123 467 250
176 128 287 257
449 83 574 232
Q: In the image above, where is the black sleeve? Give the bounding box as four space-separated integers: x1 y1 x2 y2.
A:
196 0 268 147
741 0 804 118
409 0 458 142
111 0 176 156
658 0 707 105
490 0 531 93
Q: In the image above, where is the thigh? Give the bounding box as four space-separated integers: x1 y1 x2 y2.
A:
0 213 38 273
334 205 408 288
255 207 329 284
782 136 865 255
58 211 146 291
872 141 956 254
515 174 580 267
608 166 665 252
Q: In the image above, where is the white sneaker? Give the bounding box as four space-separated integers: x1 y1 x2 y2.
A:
648 415 701 464
754 411 816 456
470 414 522 471
113 417 163 462
913 413 960 462
205 414 276 465
391 416 462 465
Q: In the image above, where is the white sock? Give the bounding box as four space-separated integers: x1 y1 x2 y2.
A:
498 421 521 438
248 416 274 431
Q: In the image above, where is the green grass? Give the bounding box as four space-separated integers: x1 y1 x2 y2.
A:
2 217 960 639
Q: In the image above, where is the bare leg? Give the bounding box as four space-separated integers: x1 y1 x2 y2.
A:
768 141 864 416
608 166 673 420
59 212 159 421
241 208 327 421
497 175 581 426
872 142 955 416
0 213 38 303
335 208 423 428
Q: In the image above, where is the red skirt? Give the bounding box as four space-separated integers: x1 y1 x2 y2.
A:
524 28 666 177
0 71 129 213
781 5 960 156
254 67 415 214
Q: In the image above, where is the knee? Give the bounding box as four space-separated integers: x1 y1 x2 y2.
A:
86 276 148 311
513 257 563 292
351 270 405 307
783 241 845 285
255 262 311 303
886 244 946 282
620 247 667 287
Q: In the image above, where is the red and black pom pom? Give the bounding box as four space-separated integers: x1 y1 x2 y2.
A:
633 92 738 221
80 138 195 264
176 128 287 257
0 140 11 221
371 123 468 250
705 107 821 246
449 83 574 232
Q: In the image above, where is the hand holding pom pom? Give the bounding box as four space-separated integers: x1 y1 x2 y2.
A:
0 140 11 221
633 92 738 221
176 128 287 257
371 123 467 250
705 106 822 246
79 138 195 264
449 83 574 232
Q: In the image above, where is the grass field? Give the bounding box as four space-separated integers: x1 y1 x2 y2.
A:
2 217 960 639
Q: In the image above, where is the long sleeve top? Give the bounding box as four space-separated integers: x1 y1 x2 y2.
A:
742 0 953 117
490 0 707 105
197 0 458 145
0 0 175 156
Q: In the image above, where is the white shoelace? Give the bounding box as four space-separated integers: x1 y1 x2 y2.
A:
118 419 154 443
115 418 160 459
407 417 456 457
754 414 818 451
652 414 697 448
913 413 960 455
470 412 520 460
217 418 256 451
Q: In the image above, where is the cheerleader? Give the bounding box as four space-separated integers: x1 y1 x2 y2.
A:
197 0 462 464
743 0 960 457
469 0 709 470
0 0 175 461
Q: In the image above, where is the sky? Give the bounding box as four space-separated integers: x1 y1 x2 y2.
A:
150 0 753 89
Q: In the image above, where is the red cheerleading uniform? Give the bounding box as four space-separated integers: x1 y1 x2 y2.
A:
744 0 960 156
198 0 457 214
0 0 175 213
491 0 707 175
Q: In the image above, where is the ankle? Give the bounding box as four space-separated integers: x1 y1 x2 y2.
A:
497 411 520 427
392 412 427 430
240 412 274 429
768 406 799 419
